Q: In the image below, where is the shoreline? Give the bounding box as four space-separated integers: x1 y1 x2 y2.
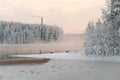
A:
0 58 50 65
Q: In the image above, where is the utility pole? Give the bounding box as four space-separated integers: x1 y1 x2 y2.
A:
41 17 43 26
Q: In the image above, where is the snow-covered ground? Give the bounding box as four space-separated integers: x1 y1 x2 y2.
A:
1 52 120 80
11 52 120 63
0 59 120 80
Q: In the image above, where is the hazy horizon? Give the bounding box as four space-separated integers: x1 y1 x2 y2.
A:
0 0 105 34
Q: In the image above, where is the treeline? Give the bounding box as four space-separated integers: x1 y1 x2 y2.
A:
0 21 63 44
84 0 120 56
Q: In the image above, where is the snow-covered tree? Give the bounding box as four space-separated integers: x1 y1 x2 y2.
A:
103 0 120 55
0 21 63 44
84 20 106 56
84 0 120 56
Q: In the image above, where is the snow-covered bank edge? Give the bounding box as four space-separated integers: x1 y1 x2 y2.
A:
11 52 120 63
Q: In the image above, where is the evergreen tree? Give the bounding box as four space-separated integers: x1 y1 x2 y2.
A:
0 21 63 44
103 0 120 55
84 0 120 56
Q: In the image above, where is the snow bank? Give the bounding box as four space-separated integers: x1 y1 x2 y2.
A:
11 52 120 62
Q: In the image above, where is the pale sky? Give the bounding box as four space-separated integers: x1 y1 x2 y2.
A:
0 0 105 34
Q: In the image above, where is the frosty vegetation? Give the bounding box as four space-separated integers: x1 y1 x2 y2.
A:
84 0 120 56
0 21 63 44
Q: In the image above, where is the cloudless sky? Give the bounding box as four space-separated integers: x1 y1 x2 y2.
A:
0 0 105 34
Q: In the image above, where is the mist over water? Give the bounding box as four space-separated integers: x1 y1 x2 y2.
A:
0 34 84 56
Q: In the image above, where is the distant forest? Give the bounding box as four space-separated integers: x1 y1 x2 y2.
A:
0 21 63 44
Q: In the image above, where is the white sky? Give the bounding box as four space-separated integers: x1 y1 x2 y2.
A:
0 0 105 34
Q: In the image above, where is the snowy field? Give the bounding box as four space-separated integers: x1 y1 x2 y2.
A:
3 51 120 80
0 59 120 80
